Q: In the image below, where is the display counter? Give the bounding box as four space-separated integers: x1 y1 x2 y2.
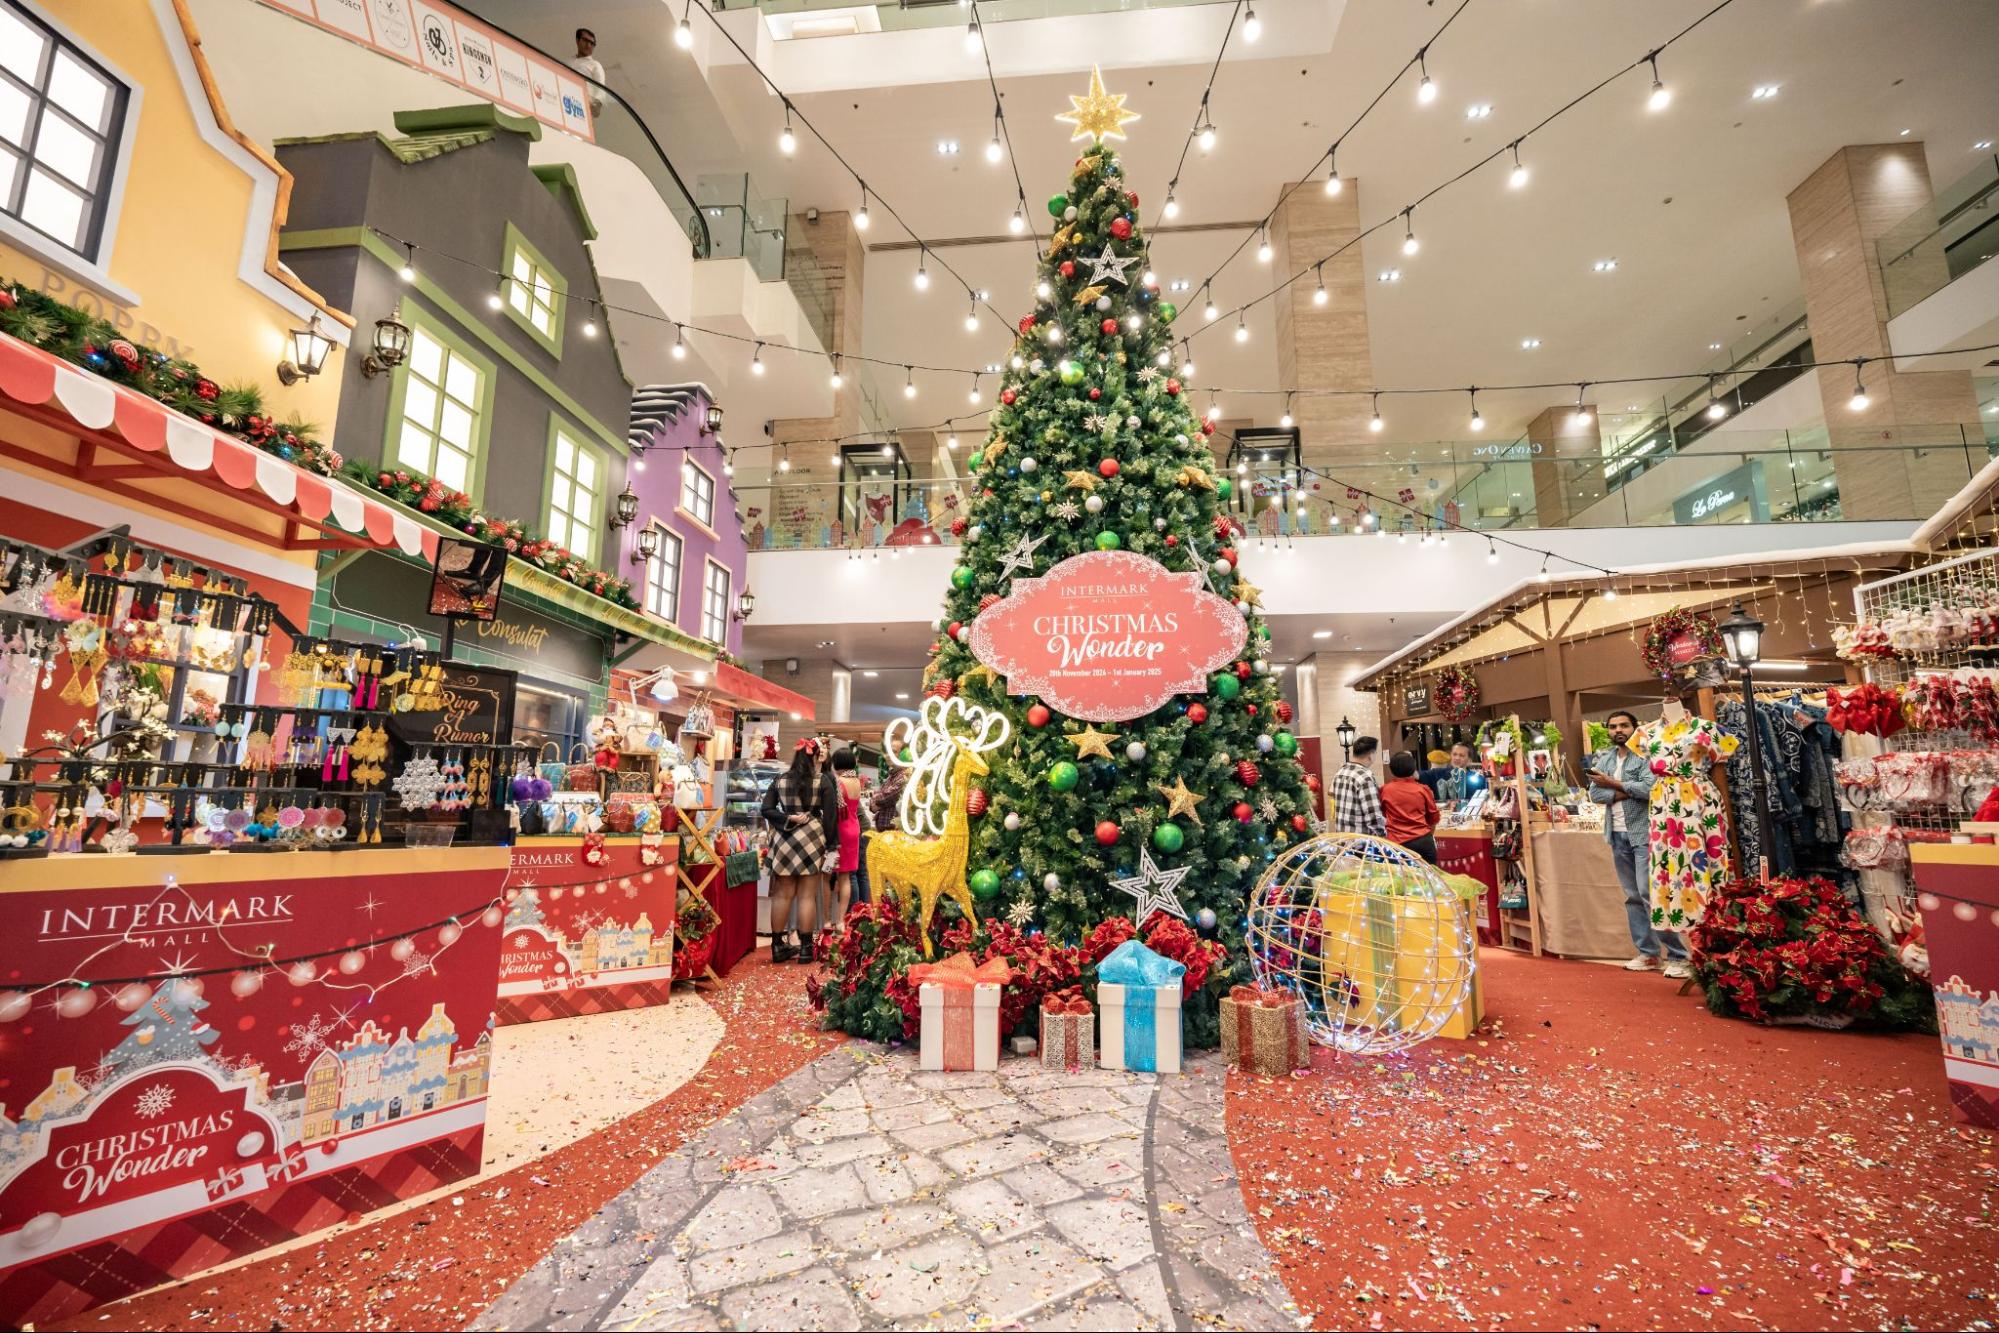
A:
1435 827 1501 945
498 835 678 1024
0 846 509 1328
1528 828 1637 961
1910 844 1999 1132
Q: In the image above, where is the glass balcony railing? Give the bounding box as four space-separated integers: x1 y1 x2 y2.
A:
735 429 1993 552
1878 155 1999 320
697 173 790 280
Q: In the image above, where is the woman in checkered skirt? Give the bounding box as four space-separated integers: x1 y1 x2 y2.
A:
761 738 840 964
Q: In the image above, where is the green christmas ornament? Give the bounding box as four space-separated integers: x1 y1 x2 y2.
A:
1213 673 1242 700
1047 193 1070 219
968 449 984 469
1057 359 1085 386
1158 301 1177 324
1047 761 1080 791
1152 822 1185 854
1094 530 1121 551
969 868 1002 901
1274 731 1298 757
1216 477 1233 500
951 566 975 590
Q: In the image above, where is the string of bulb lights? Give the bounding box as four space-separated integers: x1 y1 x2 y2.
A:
1185 0 1474 306
1185 0 1739 347
967 1 1042 252
1152 0 1245 232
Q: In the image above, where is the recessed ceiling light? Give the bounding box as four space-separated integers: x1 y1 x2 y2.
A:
1520 338 1540 350
1312 629 1334 639
894 691 910 700
1709 341 1723 350
815 639 836 648
1466 103 1493 119
937 139 960 155
1899 128 1911 137
1377 268 1401 283
1592 258 1618 272
862 669 879 677
1977 140 1995 151
1169 279 1192 292
1750 84 1780 100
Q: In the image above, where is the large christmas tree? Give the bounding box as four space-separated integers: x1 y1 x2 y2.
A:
925 68 1317 955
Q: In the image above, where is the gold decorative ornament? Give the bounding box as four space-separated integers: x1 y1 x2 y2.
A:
1158 776 1206 824
1066 724 1118 760
1056 64 1140 143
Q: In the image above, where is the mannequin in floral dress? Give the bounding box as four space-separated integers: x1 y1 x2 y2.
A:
1638 709 1741 931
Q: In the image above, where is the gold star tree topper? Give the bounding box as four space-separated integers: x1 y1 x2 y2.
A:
1056 65 1140 144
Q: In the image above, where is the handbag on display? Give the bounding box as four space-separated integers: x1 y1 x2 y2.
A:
672 763 703 808
619 770 650 793
605 800 637 834
537 741 565 785
1490 819 1523 862
518 800 546 836
564 743 598 793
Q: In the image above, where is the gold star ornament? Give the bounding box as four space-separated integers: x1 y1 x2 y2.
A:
1056 65 1140 144
1063 469 1100 492
1067 724 1119 760
1158 776 1205 825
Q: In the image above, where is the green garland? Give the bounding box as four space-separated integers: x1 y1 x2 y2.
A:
1434 664 1481 721
1642 606 1723 684
0 277 341 475
350 462 639 609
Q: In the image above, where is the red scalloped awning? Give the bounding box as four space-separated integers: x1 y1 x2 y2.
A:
0 333 437 562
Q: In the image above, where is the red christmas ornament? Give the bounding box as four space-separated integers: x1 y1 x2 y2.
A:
1305 773 1322 793
948 621 963 639
1200 420 1215 436
1088 387 1102 400
1059 260 1077 279
195 379 219 401
1101 318 1118 335
1291 814 1310 834
1219 547 1238 567
1233 661 1251 679
1275 701 1294 724
1233 801 1253 824
978 593 1001 611
1110 216 1133 240
931 678 957 700
951 518 968 536
1097 458 1120 478
1246 703 1258 717
0 288 14 310
1095 819 1122 846
1001 388 1018 406
967 788 989 818
1026 703 1052 728
1186 702 1208 724
108 339 139 371
1164 534 1178 547
1214 515 1237 538
1236 759 1262 787
1126 190 1140 208
1018 315 1036 334
1165 378 1182 396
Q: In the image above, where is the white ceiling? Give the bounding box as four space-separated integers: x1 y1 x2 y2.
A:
478 0 1999 448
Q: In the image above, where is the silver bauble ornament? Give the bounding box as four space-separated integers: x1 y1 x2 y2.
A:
1020 456 1038 472
1084 495 1104 514
1126 740 1147 761
1004 811 1022 831
1043 872 1062 892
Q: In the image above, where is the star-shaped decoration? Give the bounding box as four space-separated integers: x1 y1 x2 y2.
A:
1258 796 1281 822
1082 410 1110 433
1006 898 1036 926
997 532 1049 584
1175 465 1217 491
986 435 1009 461
922 658 947 687
1071 283 1106 306
1056 64 1141 144
1063 469 1099 492
1235 577 1263 609
1136 365 1161 384
959 663 1002 691
1050 499 1081 521
1068 724 1119 760
1111 848 1190 924
1082 244 1139 289
1158 776 1205 825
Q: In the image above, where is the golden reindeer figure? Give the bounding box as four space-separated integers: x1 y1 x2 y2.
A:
868 696 1011 956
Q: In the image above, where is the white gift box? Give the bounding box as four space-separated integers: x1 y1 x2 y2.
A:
1096 981 1182 1074
918 982 1003 1072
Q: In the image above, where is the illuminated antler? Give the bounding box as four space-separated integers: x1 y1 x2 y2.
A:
883 697 1012 837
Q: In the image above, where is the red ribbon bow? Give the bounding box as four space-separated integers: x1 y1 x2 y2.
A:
1230 983 1296 1008
909 952 1013 990
1041 986 1091 1015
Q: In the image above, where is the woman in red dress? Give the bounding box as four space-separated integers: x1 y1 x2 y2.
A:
829 747 863 923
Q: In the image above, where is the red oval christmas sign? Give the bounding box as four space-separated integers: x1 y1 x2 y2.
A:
969 550 1246 722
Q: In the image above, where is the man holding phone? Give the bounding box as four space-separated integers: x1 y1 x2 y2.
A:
1587 709 1689 978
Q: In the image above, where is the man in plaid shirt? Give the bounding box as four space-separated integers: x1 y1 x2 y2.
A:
1332 734 1386 836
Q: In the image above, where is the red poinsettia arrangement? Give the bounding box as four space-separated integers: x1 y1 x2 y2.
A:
934 917 1085 1037
1083 912 1227 999
1687 875 1933 1029
358 464 639 610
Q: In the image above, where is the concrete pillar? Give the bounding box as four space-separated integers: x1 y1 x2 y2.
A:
1786 143 1983 518
1299 649 1385 778
1270 179 1375 472
769 210 867 536
1522 405 1602 528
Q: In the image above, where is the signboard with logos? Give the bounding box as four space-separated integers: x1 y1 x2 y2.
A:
1402 680 1433 717
0 850 509 1328
1673 459 1768 525
254 0 596 141
496 837 678 1025
968 551 1246 723
334 552 605 686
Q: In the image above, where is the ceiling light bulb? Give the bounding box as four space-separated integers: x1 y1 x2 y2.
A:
1198 123 1217 152
582 313 598 338
675 15 692 49
1142 269 1156 287
398 246 416 282
904 369 917 398
751 345 765 375
779 121 796 156
969 376 982 403
1036 280 1051 299
1486 543 1499 565
914 259 929 290
947 434 959 450
1648 56 1671 111
778 454 790 473
965 306 979 332
1181 354 1196 377
671 327 687 359
1370 394 1384 432
1009 202 1026 234
1402 219 1419 256
854 192 871 230
1706 399 1728 421
1237 461 1247 475
1163 191 1181 219
964 20 980 52
1313 272 1328 306
830 364 844 389
1324 167 1343 196
1849 385 1870 412
1417 54 1437 105
723 459 734 477
1156 348 1171 367
1203 293 1219 321
1234 314 1249 342
1242 4 1261 42
486 290 503 310
1279 404 1294 430
1207 402 1222 421
1256 230 1273 264
986 135 1003 163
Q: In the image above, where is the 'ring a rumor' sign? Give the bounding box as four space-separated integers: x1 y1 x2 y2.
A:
968 551 1247 722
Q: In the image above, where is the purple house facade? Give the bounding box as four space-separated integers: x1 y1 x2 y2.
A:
621 384 747 658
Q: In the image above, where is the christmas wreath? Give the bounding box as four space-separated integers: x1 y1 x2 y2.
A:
1641 607 1723 684
1434 665 1481 722
0 277 342 475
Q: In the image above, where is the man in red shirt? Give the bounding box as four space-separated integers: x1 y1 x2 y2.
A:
1381 750 1440 863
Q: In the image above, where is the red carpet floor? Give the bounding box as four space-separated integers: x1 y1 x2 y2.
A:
1228 948 1999 1332
52 952 841 1333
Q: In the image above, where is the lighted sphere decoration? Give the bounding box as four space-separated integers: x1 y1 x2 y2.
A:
1244 833 1476 1056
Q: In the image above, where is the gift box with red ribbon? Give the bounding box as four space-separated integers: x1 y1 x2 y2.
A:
1039 987 1095 1072
910 952 1012 1072
1219 984 1311 1076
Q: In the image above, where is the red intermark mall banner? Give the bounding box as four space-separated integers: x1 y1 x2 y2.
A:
0 848 509 1328
969 550 1247 722
497 837 678 1025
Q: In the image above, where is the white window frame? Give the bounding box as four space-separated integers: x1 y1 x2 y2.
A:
679 458 717 531
0 0 141 302
642 522 683 622
544 423 605 563
701 558 731 644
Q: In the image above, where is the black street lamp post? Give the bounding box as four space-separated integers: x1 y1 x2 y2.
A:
1718 605 1775 880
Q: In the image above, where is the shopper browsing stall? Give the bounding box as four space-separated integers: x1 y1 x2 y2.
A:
1333 735 1387 836
761 738 839 964
1383 751 1442 863
1588 709 1690 977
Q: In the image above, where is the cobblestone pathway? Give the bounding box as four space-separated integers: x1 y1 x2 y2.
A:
475 1046 1300 1330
